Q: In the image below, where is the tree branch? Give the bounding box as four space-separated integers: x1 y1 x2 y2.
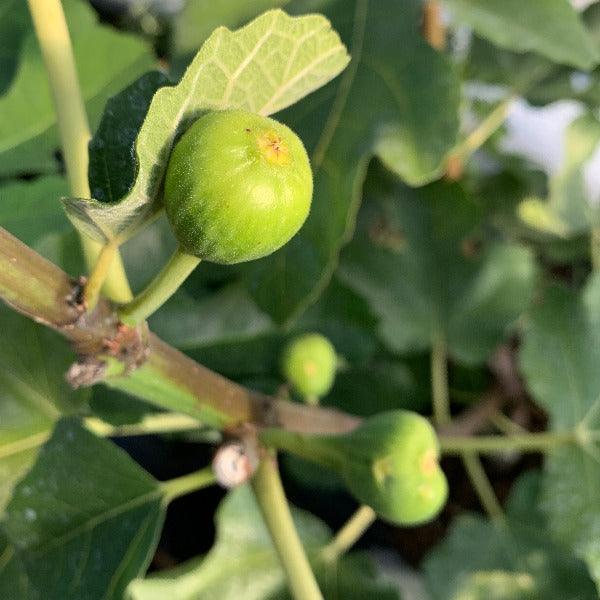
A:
0 226 360 435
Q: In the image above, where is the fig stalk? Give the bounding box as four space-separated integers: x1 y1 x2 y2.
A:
84 239 120 311
251 454 323 600
118 247 200 325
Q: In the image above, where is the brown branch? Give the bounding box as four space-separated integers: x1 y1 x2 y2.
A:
0 226 360 435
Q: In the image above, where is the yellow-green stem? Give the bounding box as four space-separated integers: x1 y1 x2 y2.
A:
26 0 132 303
431 336 451 426
83 239 119 310
84 413 202 438
431 335 504 519
591 227 600 272
118 247 201 325
490 411 528 435
161 466 217 505
452 95 516 163
251 455 323 600
440 431 576 454
462 452 504 521
321 505 376 562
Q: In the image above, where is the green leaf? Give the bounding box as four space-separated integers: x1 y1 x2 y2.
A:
520 276 600 590
0 174 85 273
0 0 30 94
423 472 597 600
63 9 350 244
1 420 165 600
326 359 429 417
0 0 154 177
171 0 288 61
338 164 536 364
0 175 70 246
148 275 377 379
245 0 460 323
465 3 600 108
0 532 27 599
126 484 398 599
88 71 170 204
0 308 87 514
294 277 378 365
517 112 600 238
446 0 599 69
149 283 274 352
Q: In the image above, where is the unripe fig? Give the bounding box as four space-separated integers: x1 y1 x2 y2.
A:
260 410 448 525
281 333 337 401
164 110 313 264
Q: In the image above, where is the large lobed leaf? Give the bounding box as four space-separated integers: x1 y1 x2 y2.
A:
0 0 30 95
246 0 461 323
0 421 165 600
446 0 598 70
0 309 87 515
424 472 596 599
337 164 536 364
64 9 350 244
0 176 71 248
171 0 289 61
127 484 399 599
0 0 155 177
520 275 600 591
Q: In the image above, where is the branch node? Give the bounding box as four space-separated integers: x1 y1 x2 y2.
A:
66 276 87 312
66 358 107 388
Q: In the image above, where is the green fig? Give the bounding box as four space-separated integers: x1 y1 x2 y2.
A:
260 410 448 525
164 109 313 264
281 333 337 402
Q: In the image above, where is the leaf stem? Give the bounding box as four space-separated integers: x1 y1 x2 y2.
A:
431 336 451 426
431 336 503 519
440 431 576 454
118 247 201 325
446 95 515 179
161 466 216 504
591 227 600 272
83 239 119 310
461 452 504 521
455 95 516 161
84 413 202 438
26 0 132 303
251 454 323 600
321 505 376 562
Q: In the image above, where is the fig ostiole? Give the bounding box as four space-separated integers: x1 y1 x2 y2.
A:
281 333 338 404
259 410 448 526
118 109 313 325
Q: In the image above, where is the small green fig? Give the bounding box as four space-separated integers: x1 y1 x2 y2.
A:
164 109 313 264
260 410 448 525
281 333 337 402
